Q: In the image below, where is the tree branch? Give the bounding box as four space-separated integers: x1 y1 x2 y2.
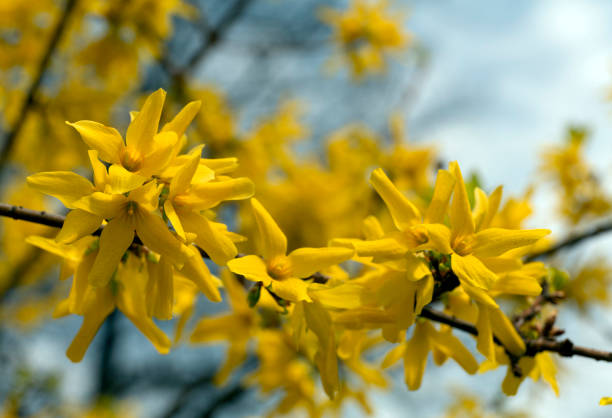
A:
419 306 612 362
0 0 78 168
525 218 612 262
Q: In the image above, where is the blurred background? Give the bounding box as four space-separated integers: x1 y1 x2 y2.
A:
2 0 612 416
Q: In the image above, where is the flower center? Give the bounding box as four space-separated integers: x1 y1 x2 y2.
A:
121 148 143 172
405 225 429 248
452 235 474 256
267 256 292 280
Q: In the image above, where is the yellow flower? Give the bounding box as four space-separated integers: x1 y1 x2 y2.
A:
66 89 195 180
71 180 190 286
227 199 354 303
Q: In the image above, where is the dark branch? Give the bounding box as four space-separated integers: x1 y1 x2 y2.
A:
525 218 612 262
0 0 78 168
419 306 612 362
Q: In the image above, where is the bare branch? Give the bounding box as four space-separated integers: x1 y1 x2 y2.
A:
525 218 612 262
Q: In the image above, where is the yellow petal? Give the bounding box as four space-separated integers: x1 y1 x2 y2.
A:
88 150 108 189
424 169 455 224
227 255 273 286
72 192 126 219
481 185 502 230
162 100 201 138
88 217 134 286
214 340 249 385
370 168 421 230
123 313 171 355
403 322 431 390
128 180 160 212
66 308 113 362
164 201 185 240
180 246 221 302
310 283 363 309
432 329 478 374
475 303 495 360
27 171 94 208
179 210 237 265
329 238 406 259
417 223 453 254
472 228 550 258
148 256 174 320
56 209 103 244
489 306 525 355
169 146 202 197
449 161 475 240
362 215 385 240
66 120 123 164
126 88 166 152
492 273 542 296
600 397 612 406
190 315 238 342
269 278 312 303
381 344 405 368
537 352 559 396
288 247 354 278
139 131 179 177
251 198 287 260
451 254 496 290
107 164 148 194
135 210 189 268
187 178 255 209
304 301 338 399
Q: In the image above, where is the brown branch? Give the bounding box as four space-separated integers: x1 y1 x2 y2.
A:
0 0 78 168
525 218 612 262
419 306 612 362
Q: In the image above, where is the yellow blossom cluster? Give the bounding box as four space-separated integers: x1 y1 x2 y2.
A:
321 0 410 78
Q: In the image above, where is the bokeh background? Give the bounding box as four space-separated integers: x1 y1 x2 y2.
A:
2 0 612 417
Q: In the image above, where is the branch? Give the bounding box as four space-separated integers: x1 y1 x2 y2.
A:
525 218 612 262
160 0 253 78
419 306 612 362
0 0 78 168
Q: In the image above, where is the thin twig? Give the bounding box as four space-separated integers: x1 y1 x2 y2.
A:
525 218 612 262
0 0 78 168
419 307 612 362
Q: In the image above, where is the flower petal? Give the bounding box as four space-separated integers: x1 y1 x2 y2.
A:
251 198 287 260
107 164 148 194
186 178 255 209
179 210 237 265
370 168 420 230
472 228 550 258
424 169 455 224
135 210 189 268
180 246 222 302
270 277 312 303
126 88 166 152
169 145 202 197
72 192 126 219
27 172 94 207
403 322 431 390
449 161 475 240
227 255 272 286
162 100 201 138
56 209 103 244
139 131 179 177
88 217 134 286
164 201 185 240
66 121 123 164
288 247 354 278
451 254 496 290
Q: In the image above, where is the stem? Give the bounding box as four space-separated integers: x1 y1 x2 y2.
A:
0 0 78 168
525 218 612 262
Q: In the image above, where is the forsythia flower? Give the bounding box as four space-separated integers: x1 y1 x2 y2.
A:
227 198 354 303
321 0 410 77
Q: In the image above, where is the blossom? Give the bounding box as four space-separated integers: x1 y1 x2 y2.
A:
227 198 354 303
